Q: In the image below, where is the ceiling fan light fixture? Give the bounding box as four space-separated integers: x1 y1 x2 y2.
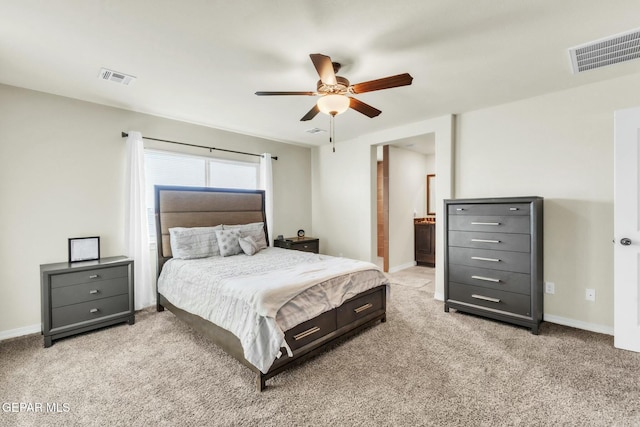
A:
317 94 350 116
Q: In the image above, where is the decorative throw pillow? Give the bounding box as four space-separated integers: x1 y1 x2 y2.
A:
169 225 223 259
215 229 243 257
239 236 260 256
224 222 267 250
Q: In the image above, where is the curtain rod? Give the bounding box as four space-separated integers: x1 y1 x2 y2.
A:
121 132 278 160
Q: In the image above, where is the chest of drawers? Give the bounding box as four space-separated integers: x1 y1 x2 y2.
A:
444 197 543 334
40 256 134 347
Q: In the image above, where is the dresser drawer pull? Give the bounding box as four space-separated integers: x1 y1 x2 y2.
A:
354 303 374 314
89 274 99 279
471 275 500 283
89 308 100 314
293 326 321 341
471 222 500 226
471 256 500 262
456 208 464 211
509 207 519 211
471 239 500 244
471 294 501 303
89 290 99 294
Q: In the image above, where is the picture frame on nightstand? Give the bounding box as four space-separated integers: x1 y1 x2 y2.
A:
68 236 100 263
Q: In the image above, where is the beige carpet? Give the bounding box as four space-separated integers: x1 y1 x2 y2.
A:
1 266 640 426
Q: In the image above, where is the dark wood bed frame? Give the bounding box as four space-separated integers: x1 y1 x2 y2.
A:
154 185 387 391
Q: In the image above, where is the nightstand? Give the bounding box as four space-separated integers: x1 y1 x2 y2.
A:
273 237 320 253
40 256 134 348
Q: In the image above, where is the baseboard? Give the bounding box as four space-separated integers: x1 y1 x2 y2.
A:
0 323 41 342
388 261 417 274
434 291 444 301
543 314 613 336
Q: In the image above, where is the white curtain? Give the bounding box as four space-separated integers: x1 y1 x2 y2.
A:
125 131 154 309
260 153 274 242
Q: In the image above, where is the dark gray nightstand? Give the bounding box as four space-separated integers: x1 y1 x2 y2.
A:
273 237 319 253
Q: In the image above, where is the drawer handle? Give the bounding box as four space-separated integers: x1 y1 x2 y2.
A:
509 207 519 211
471 222 500 226
471 239 500 244
471 294 501 303
471 256 500 262
456 208 464 211
293 326 321 341
354 303 373 314
471 275 500 283
89 308 100 314
89 290 99 295
89 274 99 279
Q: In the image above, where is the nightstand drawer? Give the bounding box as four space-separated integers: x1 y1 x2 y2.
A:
51 277 129 308
293 241 319 253
448 230 530 253
448 215 530 234
337 287 385 329
448 282 532 317
285 309 336 351
51 294 130 329
51 266 128 288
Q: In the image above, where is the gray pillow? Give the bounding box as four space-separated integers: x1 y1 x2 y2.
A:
239 236 260 256
215 229 243 257
169 225 223 259
224 222 267 250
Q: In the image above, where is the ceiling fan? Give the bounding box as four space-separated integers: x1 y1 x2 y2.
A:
255 53 413 121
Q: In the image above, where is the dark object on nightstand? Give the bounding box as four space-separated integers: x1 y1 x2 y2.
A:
444 197 543 334
40 256 135 347
273 236 319 253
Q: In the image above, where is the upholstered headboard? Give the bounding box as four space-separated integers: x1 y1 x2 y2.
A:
154 185 268 273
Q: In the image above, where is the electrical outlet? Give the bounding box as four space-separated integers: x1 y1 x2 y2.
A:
586 288 596 301
545 281 555 294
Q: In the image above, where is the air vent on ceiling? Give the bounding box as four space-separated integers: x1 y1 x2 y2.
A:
98 68 136 85
569 28 640 74
306 128 327 135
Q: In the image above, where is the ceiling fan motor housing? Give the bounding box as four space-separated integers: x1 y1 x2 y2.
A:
317 76 350 94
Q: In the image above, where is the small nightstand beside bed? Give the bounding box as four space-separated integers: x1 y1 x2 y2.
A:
154 186 389 391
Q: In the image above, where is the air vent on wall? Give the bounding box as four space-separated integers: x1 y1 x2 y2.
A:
98 68 136 85
569 28 640 74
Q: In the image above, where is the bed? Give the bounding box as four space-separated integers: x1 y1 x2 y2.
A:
154 185 388 391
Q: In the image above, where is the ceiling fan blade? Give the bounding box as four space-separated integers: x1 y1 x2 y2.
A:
310 53 337 85
349 97 382 118
300 104 320 121
255 91 316 96
350 73 413 94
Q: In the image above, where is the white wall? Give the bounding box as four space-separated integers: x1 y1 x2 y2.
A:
388 146 433 270
455 72 640 332
0 84 312 338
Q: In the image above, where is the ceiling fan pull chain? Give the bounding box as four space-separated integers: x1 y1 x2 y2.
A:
330 114 336 152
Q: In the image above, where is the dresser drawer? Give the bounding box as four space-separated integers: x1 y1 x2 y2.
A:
51 294 130 329
448 230 530 252
51 277 130 308
448 282 532 317
337 287 385 329
51 265 129 288
448 203 530 216
448 247 530 274
285 309 336 351
448 215 530 234
448 264 531 295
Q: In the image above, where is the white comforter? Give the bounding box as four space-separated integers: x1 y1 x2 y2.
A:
157 247 388 373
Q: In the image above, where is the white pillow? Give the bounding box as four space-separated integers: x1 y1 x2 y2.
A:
169 225 223 259
215 229 243 257
223 222 267 250
239 236 260 256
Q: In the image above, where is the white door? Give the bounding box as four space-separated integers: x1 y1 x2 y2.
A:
614 106 640 352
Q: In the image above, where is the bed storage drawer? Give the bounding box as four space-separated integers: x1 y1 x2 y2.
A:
448 283 532 317
285 309 336 351
337 287 385 329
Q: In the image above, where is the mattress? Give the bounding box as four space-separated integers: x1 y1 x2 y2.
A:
157 247 388 373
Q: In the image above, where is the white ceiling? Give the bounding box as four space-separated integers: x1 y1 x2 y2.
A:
2 1 640 148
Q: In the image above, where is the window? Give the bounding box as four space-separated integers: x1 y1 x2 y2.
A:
144 150 260 238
